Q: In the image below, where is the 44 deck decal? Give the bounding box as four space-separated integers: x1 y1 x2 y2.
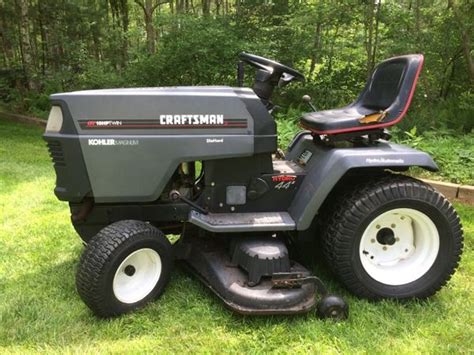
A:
79 115 247 129
272 175 298 190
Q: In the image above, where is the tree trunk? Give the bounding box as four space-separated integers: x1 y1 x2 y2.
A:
202 0 210 15
415 0 421 33
365 0 376 77
135 0 161 54
0 8 13 67
308 22 322 80
37 0 49 75
327 25 340 75
177 0 184 13
18 0 36 89
145 0 156 53
371 0 381 72
461 30 474 84
450 1 474 84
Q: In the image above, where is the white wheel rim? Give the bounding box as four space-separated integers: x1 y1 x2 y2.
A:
113 248 162 304
359 208 439 286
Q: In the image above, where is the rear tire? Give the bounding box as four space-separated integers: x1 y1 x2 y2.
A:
321 175 463 299
76 220 173 317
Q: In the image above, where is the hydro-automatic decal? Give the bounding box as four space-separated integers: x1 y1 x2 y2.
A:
365 157 405 164
79 114 247 129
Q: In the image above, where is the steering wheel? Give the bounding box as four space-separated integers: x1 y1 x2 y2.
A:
238 52 305 82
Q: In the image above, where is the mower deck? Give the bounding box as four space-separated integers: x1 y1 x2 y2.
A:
181 236 317 315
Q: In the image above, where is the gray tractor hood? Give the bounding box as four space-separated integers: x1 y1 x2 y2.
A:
45 86 277 203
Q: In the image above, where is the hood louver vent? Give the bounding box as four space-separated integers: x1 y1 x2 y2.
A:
47 141 66 167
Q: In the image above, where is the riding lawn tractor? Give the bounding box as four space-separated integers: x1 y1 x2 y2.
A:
43 52 463 320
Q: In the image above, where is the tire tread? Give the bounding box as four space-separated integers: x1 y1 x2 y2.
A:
76 220 171 317
321 174 463 299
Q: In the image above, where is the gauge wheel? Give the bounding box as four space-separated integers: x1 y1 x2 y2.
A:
76 220 173 317
321 175 463 299
316 295 349 321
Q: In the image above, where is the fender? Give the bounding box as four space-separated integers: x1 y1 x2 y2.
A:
286 133 438 231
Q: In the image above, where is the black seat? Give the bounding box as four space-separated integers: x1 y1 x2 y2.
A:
301 54 424 135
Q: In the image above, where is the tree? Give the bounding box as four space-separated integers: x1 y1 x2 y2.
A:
450 0 474 83
17 0 37 90
135 0 169 54
108 0 129 67
364 0 381 77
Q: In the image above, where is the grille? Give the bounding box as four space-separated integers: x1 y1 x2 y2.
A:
47 141 66 167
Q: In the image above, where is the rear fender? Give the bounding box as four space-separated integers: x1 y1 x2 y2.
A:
286 133 438 231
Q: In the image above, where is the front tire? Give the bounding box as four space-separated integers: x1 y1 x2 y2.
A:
321 175 463 299
76 220 173 317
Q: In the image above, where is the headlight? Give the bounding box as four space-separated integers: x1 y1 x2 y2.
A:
45 106 63 133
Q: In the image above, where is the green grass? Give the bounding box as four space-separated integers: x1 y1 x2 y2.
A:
0 118 473 354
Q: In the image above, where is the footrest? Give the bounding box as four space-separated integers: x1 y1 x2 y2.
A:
188 211 296 232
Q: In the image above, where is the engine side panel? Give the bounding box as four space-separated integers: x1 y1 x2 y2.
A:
45 87 276 203
80 134 254 203
286 133 438 230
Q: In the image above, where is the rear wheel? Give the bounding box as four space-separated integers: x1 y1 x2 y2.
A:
321 175 463 299
76 220 173 317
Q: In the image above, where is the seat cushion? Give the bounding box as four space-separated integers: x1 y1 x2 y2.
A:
300 105 383 134
300 54 424 135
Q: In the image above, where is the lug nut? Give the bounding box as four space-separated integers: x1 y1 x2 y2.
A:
383 246 387 251
376 224 381 229
391 223 396 228
371 239 376 243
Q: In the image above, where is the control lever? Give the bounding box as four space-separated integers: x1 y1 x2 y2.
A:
302 95 317 111
169 190 209 215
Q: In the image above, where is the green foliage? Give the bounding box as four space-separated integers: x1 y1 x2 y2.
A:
126 16 245 87
0 0 473 133
395 129 474 184
275 108 304 148
358 125 474 184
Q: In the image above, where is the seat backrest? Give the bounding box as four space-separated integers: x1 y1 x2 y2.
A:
356 54 424 123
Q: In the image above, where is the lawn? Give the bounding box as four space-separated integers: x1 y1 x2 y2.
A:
0 118 473 354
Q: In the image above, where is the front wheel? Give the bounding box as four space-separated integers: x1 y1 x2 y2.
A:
76 220 173 317
321 175 463 299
